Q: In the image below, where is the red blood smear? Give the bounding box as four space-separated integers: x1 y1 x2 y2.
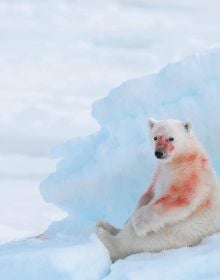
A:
200 157 208 168
154 172 199 211
199 197 211 209
173 152 197 165
156 135 174 152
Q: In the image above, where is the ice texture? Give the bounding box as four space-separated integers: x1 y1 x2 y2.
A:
40 49 220 237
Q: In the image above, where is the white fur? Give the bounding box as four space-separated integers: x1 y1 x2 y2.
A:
96 119 220 261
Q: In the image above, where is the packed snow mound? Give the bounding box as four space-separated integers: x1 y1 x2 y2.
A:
1 232 220 279
0 235 110 280
40 49 220 236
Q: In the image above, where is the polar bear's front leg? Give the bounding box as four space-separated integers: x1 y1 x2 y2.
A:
132 184 208 236
135 184 154 210
132 165 210 237
132 205 161 236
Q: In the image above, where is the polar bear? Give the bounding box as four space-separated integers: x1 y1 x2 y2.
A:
96 118 220 261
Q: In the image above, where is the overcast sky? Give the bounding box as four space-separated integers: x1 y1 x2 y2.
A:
1 0 220 182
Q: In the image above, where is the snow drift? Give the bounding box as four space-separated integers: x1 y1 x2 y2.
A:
0 235 110 280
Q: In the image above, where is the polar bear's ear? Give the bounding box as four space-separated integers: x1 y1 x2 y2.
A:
148 118 157 129
183 121 192 132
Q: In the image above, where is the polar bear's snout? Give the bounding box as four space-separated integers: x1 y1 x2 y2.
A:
154 135 174 160
155 150 166 159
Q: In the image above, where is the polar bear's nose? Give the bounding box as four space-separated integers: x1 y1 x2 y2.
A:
155 150 164 159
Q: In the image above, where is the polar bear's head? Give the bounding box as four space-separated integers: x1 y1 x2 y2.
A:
148 118 192 161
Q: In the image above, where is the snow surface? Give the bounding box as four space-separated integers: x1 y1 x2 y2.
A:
2 49 220 279
0 235 111 280
1 233 220 280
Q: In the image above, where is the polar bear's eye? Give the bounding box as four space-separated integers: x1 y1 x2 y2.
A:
154 136 157 141
168 137 174 142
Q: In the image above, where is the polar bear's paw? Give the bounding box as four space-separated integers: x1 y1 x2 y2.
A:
96 227 120 262
96 220 120 235
96 226 113 244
